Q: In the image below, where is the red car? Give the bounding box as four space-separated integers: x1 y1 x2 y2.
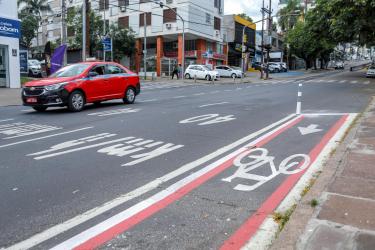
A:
22 62 140 112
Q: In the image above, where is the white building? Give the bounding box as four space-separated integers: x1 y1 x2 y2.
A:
37 0 227 76
0 0 20 88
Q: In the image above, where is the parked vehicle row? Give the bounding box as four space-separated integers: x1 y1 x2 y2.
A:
184 65 245 81
22 62 140 112
366 65 375 78
252 62 288 73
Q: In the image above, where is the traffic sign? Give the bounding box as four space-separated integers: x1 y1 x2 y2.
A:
102 37 112 52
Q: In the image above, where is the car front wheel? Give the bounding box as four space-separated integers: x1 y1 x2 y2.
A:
185 73 191 79
205 75 211 81
68 90 86 112
123 87 136 104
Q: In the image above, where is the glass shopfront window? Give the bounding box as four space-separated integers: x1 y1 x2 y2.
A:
0 45 9 88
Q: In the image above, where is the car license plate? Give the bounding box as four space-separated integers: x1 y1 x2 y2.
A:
27 97 38 103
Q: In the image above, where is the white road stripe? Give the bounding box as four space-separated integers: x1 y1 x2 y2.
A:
364 81 370 85
199 102 229 108
8 114 296 250
0 127 93 149
0 119 14 123
173 96 186 99
50 115 302 250
303 113 356 116
141 99 158 102
339 80 347 83
350 80 358 84
193 93 205 96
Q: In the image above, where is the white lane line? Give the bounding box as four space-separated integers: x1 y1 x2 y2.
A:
140 99 158 102
173 96 186 99
199 102 229 108
339 80 347 83
327 80 336 83
8 114 296 250
224 89 232 92
350 80 358 84
49 115 302 250
364 81 370 85
210 91 220 94
193 93 205 96
0 127 94 149
0 119 14 123
303 113 356 116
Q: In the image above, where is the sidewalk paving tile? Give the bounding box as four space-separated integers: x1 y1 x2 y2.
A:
318 194 375 231
329 176 375 200
341 153 375 180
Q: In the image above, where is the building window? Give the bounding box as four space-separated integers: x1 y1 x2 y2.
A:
214 17 221 30
139 12 151 26
216 43 224 54
118 16 129 28
163 8 177 23
206 13 211 24
118 0 129 6
99 0 109 10
214 0 221 8
185 40 196 51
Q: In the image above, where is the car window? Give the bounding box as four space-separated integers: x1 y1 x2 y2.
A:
203 66 211 71
216 66 222 70
50 63 90 78
90 65 105 76
107 65 124 74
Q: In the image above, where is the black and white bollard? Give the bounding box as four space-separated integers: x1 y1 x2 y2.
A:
296 83 302 115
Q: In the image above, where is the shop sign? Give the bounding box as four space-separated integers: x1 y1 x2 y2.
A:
0 17 20 39
19 50 28 73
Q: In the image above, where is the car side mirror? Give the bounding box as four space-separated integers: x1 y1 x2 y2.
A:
88 71 98 78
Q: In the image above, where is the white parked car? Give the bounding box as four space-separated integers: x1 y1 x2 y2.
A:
366 65 375 78
185 65 219 81
268 63 283 73
215 65 243 78
28 59 42 77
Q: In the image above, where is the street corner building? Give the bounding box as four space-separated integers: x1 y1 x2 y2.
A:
102 0 228 77
0 0 21 88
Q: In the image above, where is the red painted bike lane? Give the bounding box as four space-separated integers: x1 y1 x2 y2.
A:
49 114 354 250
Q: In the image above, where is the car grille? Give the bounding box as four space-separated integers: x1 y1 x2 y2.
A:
24 87 45 96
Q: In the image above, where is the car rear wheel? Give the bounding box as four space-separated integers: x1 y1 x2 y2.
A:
185 73 191 79
68 90 86 112
231 73 237 78
205 75 211 81
33 106 47 112
123 87 136 104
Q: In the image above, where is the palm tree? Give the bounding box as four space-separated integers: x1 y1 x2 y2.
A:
18 0 52 50
277 0 303 32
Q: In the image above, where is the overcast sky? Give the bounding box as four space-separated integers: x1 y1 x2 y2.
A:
224 0 280 30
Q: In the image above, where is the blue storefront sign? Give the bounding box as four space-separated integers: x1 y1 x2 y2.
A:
102 37 112 52
0 17 20 39
19 50 28 73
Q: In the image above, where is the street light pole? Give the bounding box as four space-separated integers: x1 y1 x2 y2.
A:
143 13 147 80
61 0 67 66
156 2 185 79
82 0 86 62
260 0 265 79
103 0 106 62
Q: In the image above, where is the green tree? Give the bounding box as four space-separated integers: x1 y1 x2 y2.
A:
237 13 253 23
18 0 52 48
18 11 39 49
108 24 136 61
277 0 302 32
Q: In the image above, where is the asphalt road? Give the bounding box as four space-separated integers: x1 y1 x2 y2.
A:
0 70 374 249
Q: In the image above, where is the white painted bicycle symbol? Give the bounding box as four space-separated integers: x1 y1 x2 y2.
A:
222 148 311 191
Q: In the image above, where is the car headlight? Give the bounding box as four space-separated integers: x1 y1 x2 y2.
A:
44 82 68 91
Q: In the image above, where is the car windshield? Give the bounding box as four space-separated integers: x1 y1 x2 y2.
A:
203 66 211 71
370 66 375 69
29 60 40 65
50 64 90 78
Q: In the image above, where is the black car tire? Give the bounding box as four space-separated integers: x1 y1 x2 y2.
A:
123 87 136 104
33 106 47 112
205 75 211 81
68 90 86 112
185 73 191 79
231 73 237 79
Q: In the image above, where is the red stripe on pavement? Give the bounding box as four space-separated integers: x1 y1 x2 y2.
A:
220 114 349 250
73 116 304 250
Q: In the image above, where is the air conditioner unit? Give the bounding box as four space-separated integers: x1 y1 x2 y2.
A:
166 23 172 30
120 6 127 12
215 30 220 37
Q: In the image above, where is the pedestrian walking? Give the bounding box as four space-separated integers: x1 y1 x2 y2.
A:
177 64 182 79
171 64 179 79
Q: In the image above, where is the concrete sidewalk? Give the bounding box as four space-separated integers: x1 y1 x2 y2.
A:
0 88 22 106
270 98 375 250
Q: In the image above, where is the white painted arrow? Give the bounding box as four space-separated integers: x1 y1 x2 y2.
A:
298 124 323 135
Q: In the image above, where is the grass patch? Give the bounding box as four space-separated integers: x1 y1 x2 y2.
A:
21 77 34 85
272 204 297 231
310 199 319 207
300 178 317 197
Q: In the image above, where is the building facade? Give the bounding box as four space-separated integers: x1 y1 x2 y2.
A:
224 15 255 70
37 0 227 76
0 0 20 88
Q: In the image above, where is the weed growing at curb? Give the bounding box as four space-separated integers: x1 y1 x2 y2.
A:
300 178 317 197
272 204 297 232
310 199 319 207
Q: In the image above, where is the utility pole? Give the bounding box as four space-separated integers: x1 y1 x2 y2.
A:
61 0 67 66
265 0 272 80
143 13 147 80
82 0 86 61
103 0 106 62
260 0 265 79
